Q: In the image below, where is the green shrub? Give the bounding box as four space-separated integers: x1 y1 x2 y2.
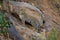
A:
0 10 10 36
47 28 60 40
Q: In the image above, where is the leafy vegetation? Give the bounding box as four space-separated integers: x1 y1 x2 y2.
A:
0 10 10 36
47 28 60 40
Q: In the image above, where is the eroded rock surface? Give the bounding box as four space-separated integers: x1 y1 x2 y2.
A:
1 0 60 40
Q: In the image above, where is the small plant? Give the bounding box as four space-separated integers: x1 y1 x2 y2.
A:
47 28 60 40
0 10 10 36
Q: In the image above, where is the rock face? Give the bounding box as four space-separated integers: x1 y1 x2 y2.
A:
16 0 60 32
2 0 60 40
3 0 44 32
16 0 60 31
6 12 46 40
2 0 46 40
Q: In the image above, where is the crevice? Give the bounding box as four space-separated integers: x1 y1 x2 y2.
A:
25 21 32 26
43 20 45 24
11 12 21 21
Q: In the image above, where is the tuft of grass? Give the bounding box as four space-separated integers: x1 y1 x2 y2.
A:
47 28 60 40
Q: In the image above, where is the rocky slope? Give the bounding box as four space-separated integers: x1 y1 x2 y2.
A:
0 0 60 40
